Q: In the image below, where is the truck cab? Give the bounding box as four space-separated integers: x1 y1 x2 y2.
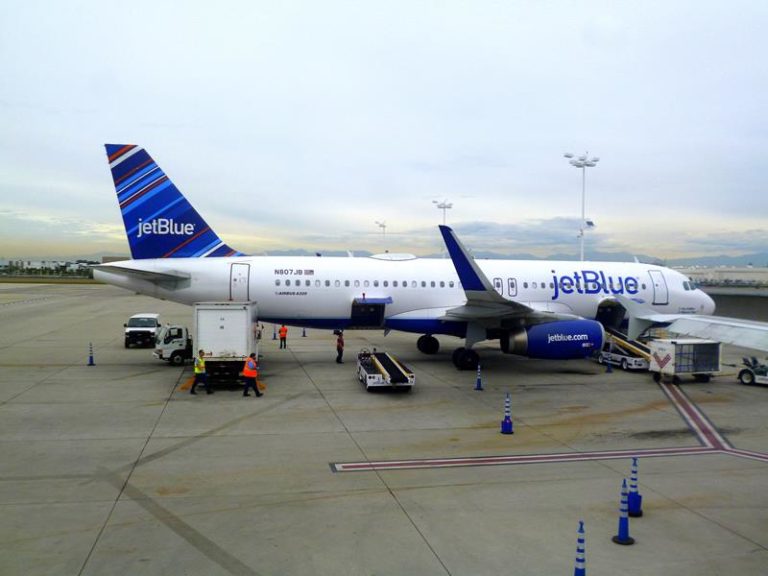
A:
124 313 161 348
154 325 193 365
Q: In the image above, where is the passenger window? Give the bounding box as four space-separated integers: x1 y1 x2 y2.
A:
275 279 281 286
325 280 330 287
431 281 436 288
344 280 350 287
315 280 321 287
440 281 445 288
306 280 310 287
354 280 360 288
532 282 538 289
421 281 426 287
449 281 454 288
523 282 529 289
286 279 291 286
335 280 341 287
364 280 370 288
393 281 398 287
383 281 389 287
373 280 379 287
411 281 417 288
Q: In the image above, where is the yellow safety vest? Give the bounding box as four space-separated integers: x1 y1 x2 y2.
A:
194 357 206 374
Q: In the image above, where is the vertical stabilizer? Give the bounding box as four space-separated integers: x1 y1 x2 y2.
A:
105 144 243 259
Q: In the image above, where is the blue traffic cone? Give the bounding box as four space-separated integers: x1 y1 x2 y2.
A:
605 358 613 373
87 342 95 366
612 478 635 545
500 392 514 434
574 520 586 576
628 457 644 517
474 363 483 391
272 324 277 340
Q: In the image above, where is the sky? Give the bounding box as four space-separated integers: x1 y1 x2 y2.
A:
1 0 767 261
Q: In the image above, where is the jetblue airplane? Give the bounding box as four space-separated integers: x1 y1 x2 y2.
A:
95 144 765 370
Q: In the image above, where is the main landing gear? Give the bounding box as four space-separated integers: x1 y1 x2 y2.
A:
452 347 479 371
416 334 479 370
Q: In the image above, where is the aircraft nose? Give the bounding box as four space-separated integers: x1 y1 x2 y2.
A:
701 291 716 315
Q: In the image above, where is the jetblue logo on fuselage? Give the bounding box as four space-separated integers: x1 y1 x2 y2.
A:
136 218 195 238
551 269 639 301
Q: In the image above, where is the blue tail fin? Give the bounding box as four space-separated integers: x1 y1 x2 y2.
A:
104 144 244 259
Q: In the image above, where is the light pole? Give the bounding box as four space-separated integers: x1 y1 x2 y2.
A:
374 220 387 238
432 200 453 226
563 152 599 261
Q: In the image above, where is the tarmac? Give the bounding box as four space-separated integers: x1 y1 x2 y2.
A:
0 282 766 576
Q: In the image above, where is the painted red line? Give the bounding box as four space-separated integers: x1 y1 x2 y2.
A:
108 144 135 163
334 447 717 472
725 449 768 463
119 175 169 208
660 383 729 449
114 157 153 186
162 226 210 258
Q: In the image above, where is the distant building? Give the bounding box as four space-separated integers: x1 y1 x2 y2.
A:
677 266 768 287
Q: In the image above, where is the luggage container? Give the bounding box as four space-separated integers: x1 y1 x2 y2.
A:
648 338 720 383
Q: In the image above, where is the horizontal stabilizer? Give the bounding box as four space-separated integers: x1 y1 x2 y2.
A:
93 263 190 289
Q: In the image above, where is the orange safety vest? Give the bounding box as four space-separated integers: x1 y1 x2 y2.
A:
242 357 258 378
279 326 288 338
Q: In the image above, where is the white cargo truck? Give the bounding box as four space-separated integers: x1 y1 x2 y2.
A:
194 301 259 384
648 338 720 383
154 302 259 384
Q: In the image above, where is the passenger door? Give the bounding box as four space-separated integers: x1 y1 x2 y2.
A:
648 270 669 306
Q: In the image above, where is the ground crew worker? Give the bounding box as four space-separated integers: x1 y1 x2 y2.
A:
242 353 262 397
191 349 213 395
336 331 345 364
279 324 288 349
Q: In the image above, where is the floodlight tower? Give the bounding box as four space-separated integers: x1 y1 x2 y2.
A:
374 220 387 238
432 199 453 226
563 152 600 261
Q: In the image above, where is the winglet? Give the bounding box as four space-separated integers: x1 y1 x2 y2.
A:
439 225 507 304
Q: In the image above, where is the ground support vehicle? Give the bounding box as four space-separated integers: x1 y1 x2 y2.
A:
596 346 649 371
124 313 161 348
649 339 720 383
194 302 259 385
737 357 768 385
356 349 415 391
153 325 193 365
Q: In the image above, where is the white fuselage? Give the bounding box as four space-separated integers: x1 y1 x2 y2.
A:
94 255 716 333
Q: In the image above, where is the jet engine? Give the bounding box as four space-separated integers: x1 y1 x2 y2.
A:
500 319 604 359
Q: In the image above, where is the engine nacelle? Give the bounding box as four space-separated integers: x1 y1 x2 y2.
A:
500 319 604 360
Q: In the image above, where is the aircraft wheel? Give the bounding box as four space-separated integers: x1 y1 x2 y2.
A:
597 353 605 365
452 347 465 368
739 369 755 386
652 372 661 383
694 374 711 383
457 349 479 371
417 335 440 355
621 359 628 371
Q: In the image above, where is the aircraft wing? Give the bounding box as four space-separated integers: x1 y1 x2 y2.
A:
438 225 577 326
617 295 768 352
